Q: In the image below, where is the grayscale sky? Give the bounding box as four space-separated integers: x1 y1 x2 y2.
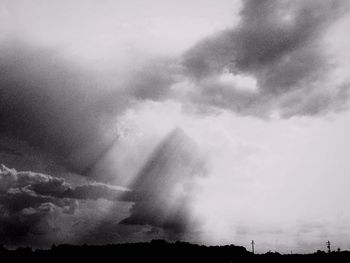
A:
0 0 350 253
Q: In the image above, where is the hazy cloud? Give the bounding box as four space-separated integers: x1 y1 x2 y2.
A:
121 129 206 233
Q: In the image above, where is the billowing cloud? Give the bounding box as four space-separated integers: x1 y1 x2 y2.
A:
182 0 350 117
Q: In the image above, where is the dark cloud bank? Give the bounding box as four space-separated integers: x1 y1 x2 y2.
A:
0 164 128 246
1 0 350 247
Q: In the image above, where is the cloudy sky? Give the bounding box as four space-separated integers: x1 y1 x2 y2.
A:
1 0 350 253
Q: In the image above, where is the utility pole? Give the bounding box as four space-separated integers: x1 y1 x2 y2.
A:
251 240 255 254
326 240 331 253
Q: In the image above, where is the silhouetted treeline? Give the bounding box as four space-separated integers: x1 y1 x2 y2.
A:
1 240 350 262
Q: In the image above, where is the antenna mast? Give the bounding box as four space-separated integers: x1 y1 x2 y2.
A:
326 240 331 253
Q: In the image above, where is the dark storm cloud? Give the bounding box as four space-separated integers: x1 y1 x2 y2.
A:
0 164 130 245
121 129 206 233
0 40 113 173
0 39 181 175
0 201 67 245
182 0 350 117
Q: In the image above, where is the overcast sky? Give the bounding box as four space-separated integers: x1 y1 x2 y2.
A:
1 0 350 253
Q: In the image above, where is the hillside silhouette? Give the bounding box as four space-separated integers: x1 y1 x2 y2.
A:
1 239 350 262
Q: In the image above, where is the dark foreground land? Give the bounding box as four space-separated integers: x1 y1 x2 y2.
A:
1 240 350 262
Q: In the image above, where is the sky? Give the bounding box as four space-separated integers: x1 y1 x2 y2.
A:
0 0 350 253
